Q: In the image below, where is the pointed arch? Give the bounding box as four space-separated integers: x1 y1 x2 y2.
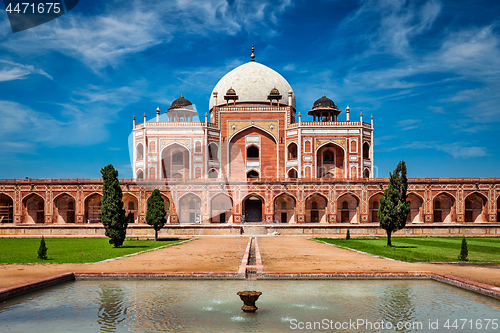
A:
161 142 191 180
242 193 265 223
337 193 360 223
23 193 45 224
178 193 201 223
287 168 298 179
315 141 346 178
464 192 487 223
287 142 298 160
433 192 456 223
85 193 102 223
210 193 233 223
0 193 14 223
407 193 424 223
54 193 76 224
368 192 384 223
274 193 296 223
305 193 327 223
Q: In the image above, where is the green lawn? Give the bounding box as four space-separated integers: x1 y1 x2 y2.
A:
315 237 500 263
0 238 185 264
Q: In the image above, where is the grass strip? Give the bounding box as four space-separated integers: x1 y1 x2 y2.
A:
314 237 500 263
0 237 186 264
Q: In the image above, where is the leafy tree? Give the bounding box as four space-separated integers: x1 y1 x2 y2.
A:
458 236 468 261
378 160 411 246
37 236 48 260
146 189 167 241
101 164 128 247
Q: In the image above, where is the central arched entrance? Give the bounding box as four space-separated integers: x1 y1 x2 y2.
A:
243 195 263 223
316 143 344 178
161 143 190 180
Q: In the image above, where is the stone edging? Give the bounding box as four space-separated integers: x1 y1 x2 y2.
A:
0 273 75 302
2 271 499 302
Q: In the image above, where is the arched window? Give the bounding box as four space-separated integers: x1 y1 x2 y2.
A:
364 169 370 178
342 201 348 209
288 143 298 160
350 140 356 152
128 202 135 210
247 146 259 159
247 170 259 179
304 140 311 153
373 201 379 209
281 201 287 209
136 144 144 160
208 143 218 160
136 170 144 179
435 201 441 209
363 143 370 160
288 169 298 179
189 201 195 209
311 202 318 210
68 201 74 210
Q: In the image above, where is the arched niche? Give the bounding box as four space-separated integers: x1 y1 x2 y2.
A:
337 193 359 223
274 193 296 223
305 193 327 223
316 143 344 178
433 193 455 223
136 143 144 160
208 142 219 161
287 142 298 160
23 194 45 224
247 170 259 179
162 143 190 180
211 194 233 223
368 193 383 223
363 142 370 160
54 194 76 224
407 193 423 223
464 192 487 223
0 194 14 223
178 194 201 223
243 194 264 223
85 193 102 223
123 194 139 223
288 168 298 179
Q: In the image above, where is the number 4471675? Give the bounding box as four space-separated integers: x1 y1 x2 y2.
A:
5 2 61 14
443 319 498 330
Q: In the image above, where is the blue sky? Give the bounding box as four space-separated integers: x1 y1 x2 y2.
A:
0 0 499 179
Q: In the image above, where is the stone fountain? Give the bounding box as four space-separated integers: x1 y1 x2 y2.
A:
237 290 262 313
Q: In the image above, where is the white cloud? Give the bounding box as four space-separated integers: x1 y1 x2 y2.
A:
2 0 294 70
0 60 52 81
384 140 487 159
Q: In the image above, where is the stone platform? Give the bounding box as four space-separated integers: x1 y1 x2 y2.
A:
1 223 500 237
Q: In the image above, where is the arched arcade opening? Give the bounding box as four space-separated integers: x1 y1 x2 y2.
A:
274 194 296 223
23 194 45 224
243 194 264 223
54 194 75 224
0 194 13 223
337 193 359 223
305 193 327 223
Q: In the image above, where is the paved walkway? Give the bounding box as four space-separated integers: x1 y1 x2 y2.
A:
1 236 499 290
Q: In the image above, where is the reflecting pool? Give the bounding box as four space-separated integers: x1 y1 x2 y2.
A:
1 280 499 332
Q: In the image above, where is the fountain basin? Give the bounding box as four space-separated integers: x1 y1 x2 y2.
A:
237 290 262 312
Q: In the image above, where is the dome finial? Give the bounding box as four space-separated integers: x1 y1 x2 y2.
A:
251 44 255 61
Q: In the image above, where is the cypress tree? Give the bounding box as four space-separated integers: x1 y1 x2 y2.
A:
458 236 468 261
146 189 167 241
346 229 350 240
378 160 411 246
101 164 128 247
37 236 48 260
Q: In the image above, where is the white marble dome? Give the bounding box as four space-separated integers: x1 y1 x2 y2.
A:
209 61 296 110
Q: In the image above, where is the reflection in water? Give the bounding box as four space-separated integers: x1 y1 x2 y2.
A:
0 280 499 333
378 284 416 333
97 285 127 332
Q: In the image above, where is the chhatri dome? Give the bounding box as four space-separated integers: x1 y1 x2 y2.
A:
209 46 296 110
